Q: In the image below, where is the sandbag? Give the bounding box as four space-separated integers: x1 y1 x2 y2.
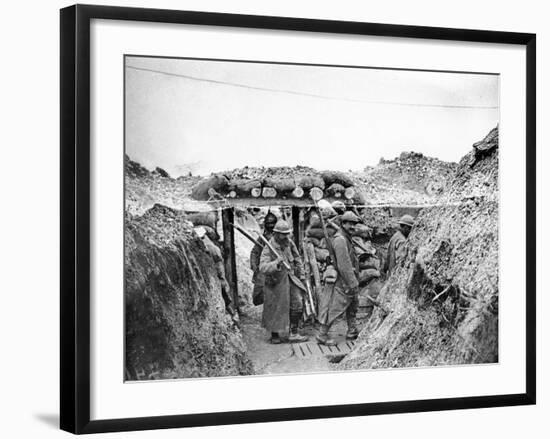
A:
359 255 380 270
358 268 380 286
296 175 325 190
306 236 322 247
263 177 296 192
314 247 330 263
230 179 262 195
191 174 229 200
186 211 218 229
321 170 354 187
309 213 321 227
305 226 336 239
323 265 337 284
353 223 372 239
326 183 345 196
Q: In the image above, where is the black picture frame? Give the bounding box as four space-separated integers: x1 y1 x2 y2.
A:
60 4 536 434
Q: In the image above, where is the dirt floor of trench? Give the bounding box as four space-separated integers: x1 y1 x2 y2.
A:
239 306 369 375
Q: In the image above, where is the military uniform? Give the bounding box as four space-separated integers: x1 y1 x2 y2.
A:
317 229 360 327
316 211 361 345
384 230 407 275
384 214 414 276
259 220 308 343
250 230 273 305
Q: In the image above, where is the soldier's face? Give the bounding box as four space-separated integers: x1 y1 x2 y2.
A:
342 221 356 234
265 220 276 232
401 224 412 237
274 232 289 246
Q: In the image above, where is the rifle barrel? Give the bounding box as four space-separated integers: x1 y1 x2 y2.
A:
230 223 261 247
256 233 292 270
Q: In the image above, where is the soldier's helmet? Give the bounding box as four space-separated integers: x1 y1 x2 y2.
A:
194 226 207 238
273 220 292 234
341 211 361 224
331 200 346 214
398 214 414 227
317 199 337 218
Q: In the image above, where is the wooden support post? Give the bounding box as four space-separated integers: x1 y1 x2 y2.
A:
221 207 239 313
292 205 301 251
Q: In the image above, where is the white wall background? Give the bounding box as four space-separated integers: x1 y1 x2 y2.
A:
0 0 546 437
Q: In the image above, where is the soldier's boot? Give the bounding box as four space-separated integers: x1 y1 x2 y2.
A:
315 324 337 346
346 317 359 340
270 332 282 345
289 312 308 343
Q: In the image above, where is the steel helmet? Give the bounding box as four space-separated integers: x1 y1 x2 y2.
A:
398 214 414 227
317 199 337 218
341 211 361 224
273 220 292 234
331 200 346 214
194 226 207 238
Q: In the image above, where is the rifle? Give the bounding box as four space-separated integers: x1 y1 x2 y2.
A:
255 231 292 271
313 199 390 315
301 241 317 318
231 222 292 271
230 223 262 247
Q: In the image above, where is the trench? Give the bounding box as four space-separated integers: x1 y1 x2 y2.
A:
227 204 416 375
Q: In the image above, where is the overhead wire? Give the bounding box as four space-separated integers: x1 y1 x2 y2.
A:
126 64 498 110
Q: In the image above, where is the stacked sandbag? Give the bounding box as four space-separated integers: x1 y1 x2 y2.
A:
185 210 219 240
352 236 380 286
191 174 229 200
305 213 380 282
350 226 382 315
190 166 358 201
303 213 338 288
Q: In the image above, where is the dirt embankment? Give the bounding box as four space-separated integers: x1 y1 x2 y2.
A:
341 127 499 369
353 152 458 206
125 204 253 380
125 155 202 216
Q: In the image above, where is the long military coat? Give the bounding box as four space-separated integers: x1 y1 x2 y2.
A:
250 230 273 303
318 229 360 326
259 238 305 333
384 230 407 275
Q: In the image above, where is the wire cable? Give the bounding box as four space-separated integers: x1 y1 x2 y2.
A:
126 65 498 110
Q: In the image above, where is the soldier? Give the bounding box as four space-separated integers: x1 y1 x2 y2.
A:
250 211 278 305
331 200 346 216
259 220 309 344
316 211 362 346
383 214 414 276
195 226 239 323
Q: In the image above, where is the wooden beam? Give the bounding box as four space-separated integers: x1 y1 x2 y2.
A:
292 205 301 251
221 207 239 313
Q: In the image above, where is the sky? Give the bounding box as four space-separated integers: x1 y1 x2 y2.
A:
125 56 499 177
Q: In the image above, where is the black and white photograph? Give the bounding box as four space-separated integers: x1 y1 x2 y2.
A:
124 56 500 381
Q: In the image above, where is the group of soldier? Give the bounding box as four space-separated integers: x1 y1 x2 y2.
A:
250 202 414 346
